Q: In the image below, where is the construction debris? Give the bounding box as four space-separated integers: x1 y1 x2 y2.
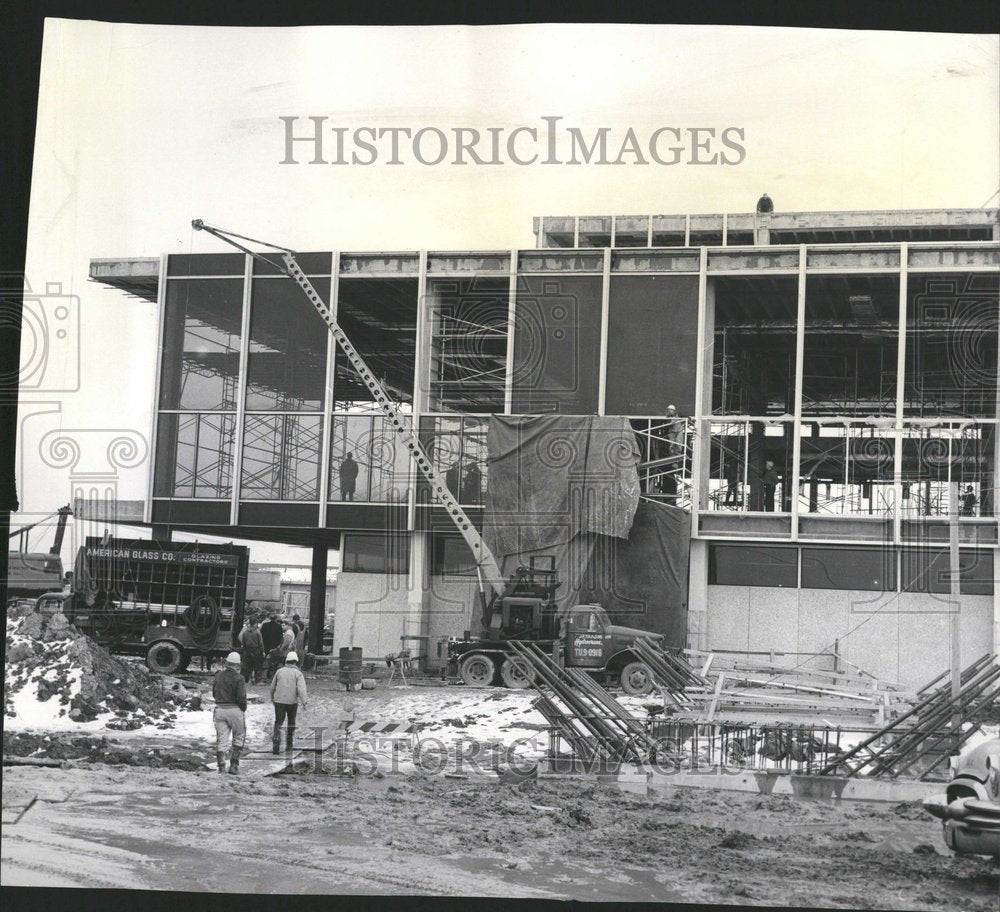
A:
516 635 999 783
634 641 915 725
4 609 204 730
817 654 1000 780
508 640 659 764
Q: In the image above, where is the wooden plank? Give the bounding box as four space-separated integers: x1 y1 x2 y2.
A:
706 673 726 723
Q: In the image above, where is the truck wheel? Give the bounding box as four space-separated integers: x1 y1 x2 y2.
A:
620 661 654 696
500 657 535 689
459 654 495 687
146 641 184 675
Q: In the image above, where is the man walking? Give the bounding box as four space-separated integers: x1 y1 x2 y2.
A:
241 620 265 684
270 651 308 754
212 651 247 775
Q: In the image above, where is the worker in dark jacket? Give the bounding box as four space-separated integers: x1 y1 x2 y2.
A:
260 614 282 653
240 620 265 684
212 651 247 775
756 193 774 214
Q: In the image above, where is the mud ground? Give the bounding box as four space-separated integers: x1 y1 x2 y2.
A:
2 675 999 908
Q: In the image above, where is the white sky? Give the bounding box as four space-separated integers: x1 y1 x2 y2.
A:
15 19 1000 564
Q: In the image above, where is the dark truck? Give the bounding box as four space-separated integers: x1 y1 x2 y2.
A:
34 537 248 674
447 558 662 695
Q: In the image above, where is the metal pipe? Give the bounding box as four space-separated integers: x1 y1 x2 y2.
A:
818 654 998 775
840 662 1000 777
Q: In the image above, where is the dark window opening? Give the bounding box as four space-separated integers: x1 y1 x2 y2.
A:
341 533 409 574
801 546 897 591
159 278 244 411
332 277 418 412
246 278 329 411
708 544 798 587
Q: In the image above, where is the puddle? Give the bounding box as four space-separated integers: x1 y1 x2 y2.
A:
440 852 689 903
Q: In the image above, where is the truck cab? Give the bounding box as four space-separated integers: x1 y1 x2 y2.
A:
562 603 663 693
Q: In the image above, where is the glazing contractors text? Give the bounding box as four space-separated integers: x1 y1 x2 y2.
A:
279 116 746 166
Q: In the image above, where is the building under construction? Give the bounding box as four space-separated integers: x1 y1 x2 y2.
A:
87 205 1000 686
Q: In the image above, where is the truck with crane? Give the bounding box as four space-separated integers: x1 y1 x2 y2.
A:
7 505 73 606
187 219 662 694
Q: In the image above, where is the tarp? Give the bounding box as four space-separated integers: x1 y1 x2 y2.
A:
575 501 690 646
484 415 641 557
482 416 689 646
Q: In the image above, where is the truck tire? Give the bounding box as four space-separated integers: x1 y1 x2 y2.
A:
500 657 535 689
459 653 495 687
619 661 654 696
146 641 184 675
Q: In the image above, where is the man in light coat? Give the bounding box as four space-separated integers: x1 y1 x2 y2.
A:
270 651 308 754
278 621 295 659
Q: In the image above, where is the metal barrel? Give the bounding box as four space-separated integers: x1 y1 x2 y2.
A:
338 647 363 687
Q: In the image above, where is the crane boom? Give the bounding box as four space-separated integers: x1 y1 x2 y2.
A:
190 220 507 600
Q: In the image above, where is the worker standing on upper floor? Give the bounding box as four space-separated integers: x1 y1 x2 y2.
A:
756 193 774 214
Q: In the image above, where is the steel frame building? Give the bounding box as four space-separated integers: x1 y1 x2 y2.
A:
89 206 1000 684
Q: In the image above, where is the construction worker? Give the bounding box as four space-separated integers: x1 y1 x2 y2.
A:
270 651 308 754
293 620 307 662
241 620 265 684
279 620 295 659
212 651 247 774
260 613 283 653
756 193 774 214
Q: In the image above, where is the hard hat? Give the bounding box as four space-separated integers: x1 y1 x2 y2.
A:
226 651 241 665
285 652 299 663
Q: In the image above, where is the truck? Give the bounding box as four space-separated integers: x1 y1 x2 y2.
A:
189 220 665 694
446 557 661 695
7 505 73 606
35 536 248 674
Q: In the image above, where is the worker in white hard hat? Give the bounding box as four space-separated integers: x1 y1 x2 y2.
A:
212 651 248 774
269 651 308 755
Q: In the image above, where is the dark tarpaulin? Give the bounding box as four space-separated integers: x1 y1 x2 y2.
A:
576 501 690 647
482 416 689 645
483 414 640 557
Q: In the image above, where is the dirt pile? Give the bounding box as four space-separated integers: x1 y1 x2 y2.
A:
4 609 201 730
2 731 208 770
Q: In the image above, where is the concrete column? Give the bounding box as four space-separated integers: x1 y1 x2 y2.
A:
754 213 771 245
145 254 168 524
307 543 328 654
993 570 999 660
687 538 710 651
406 528 430 664
790 246 807 537
150 524 171 541
229 254 253 526
691 252 713 519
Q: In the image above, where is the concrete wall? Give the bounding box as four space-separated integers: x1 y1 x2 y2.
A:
705 585 994 688
330 572 412 658
331 571 480 663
